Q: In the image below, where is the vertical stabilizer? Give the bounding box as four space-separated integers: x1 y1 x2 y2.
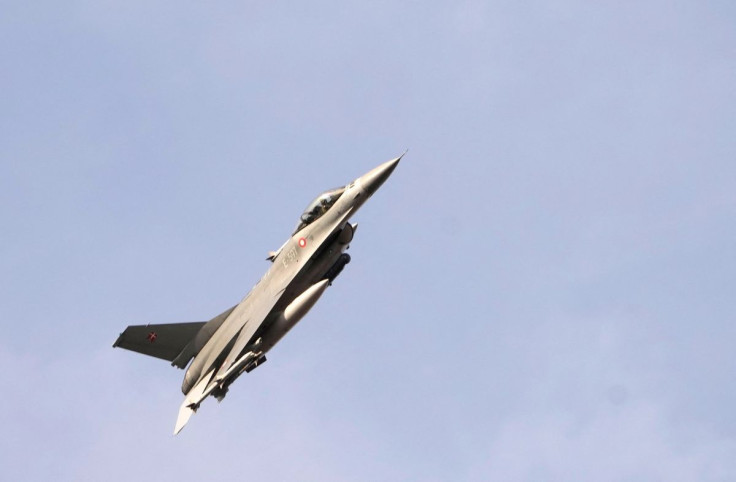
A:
174 369 214 435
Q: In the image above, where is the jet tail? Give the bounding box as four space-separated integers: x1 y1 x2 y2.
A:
174 368 214 435
174 404 195 435
173 350 258 435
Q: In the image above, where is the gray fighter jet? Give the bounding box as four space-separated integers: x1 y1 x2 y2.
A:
113 156 401 434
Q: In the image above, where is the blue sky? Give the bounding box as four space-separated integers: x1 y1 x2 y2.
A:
1 1 735 480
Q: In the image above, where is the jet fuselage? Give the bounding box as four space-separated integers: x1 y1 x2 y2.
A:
181 158 400 396
112 156 401 434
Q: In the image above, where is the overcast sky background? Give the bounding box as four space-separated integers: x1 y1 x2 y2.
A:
1 1 735 481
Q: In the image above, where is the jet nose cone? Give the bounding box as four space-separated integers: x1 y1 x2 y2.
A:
359 155 401 196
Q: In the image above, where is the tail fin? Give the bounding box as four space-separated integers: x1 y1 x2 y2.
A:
174 369 214 435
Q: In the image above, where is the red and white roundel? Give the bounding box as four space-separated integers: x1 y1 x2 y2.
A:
298 237 307 248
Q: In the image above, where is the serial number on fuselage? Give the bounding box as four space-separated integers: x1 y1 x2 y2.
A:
281 246 298 268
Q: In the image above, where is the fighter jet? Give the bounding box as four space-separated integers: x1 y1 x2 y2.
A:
113 156 401 434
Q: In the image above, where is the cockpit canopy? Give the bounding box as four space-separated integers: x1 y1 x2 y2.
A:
293 186 346 235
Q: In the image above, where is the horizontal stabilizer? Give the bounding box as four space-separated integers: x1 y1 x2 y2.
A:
113 322 206 365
